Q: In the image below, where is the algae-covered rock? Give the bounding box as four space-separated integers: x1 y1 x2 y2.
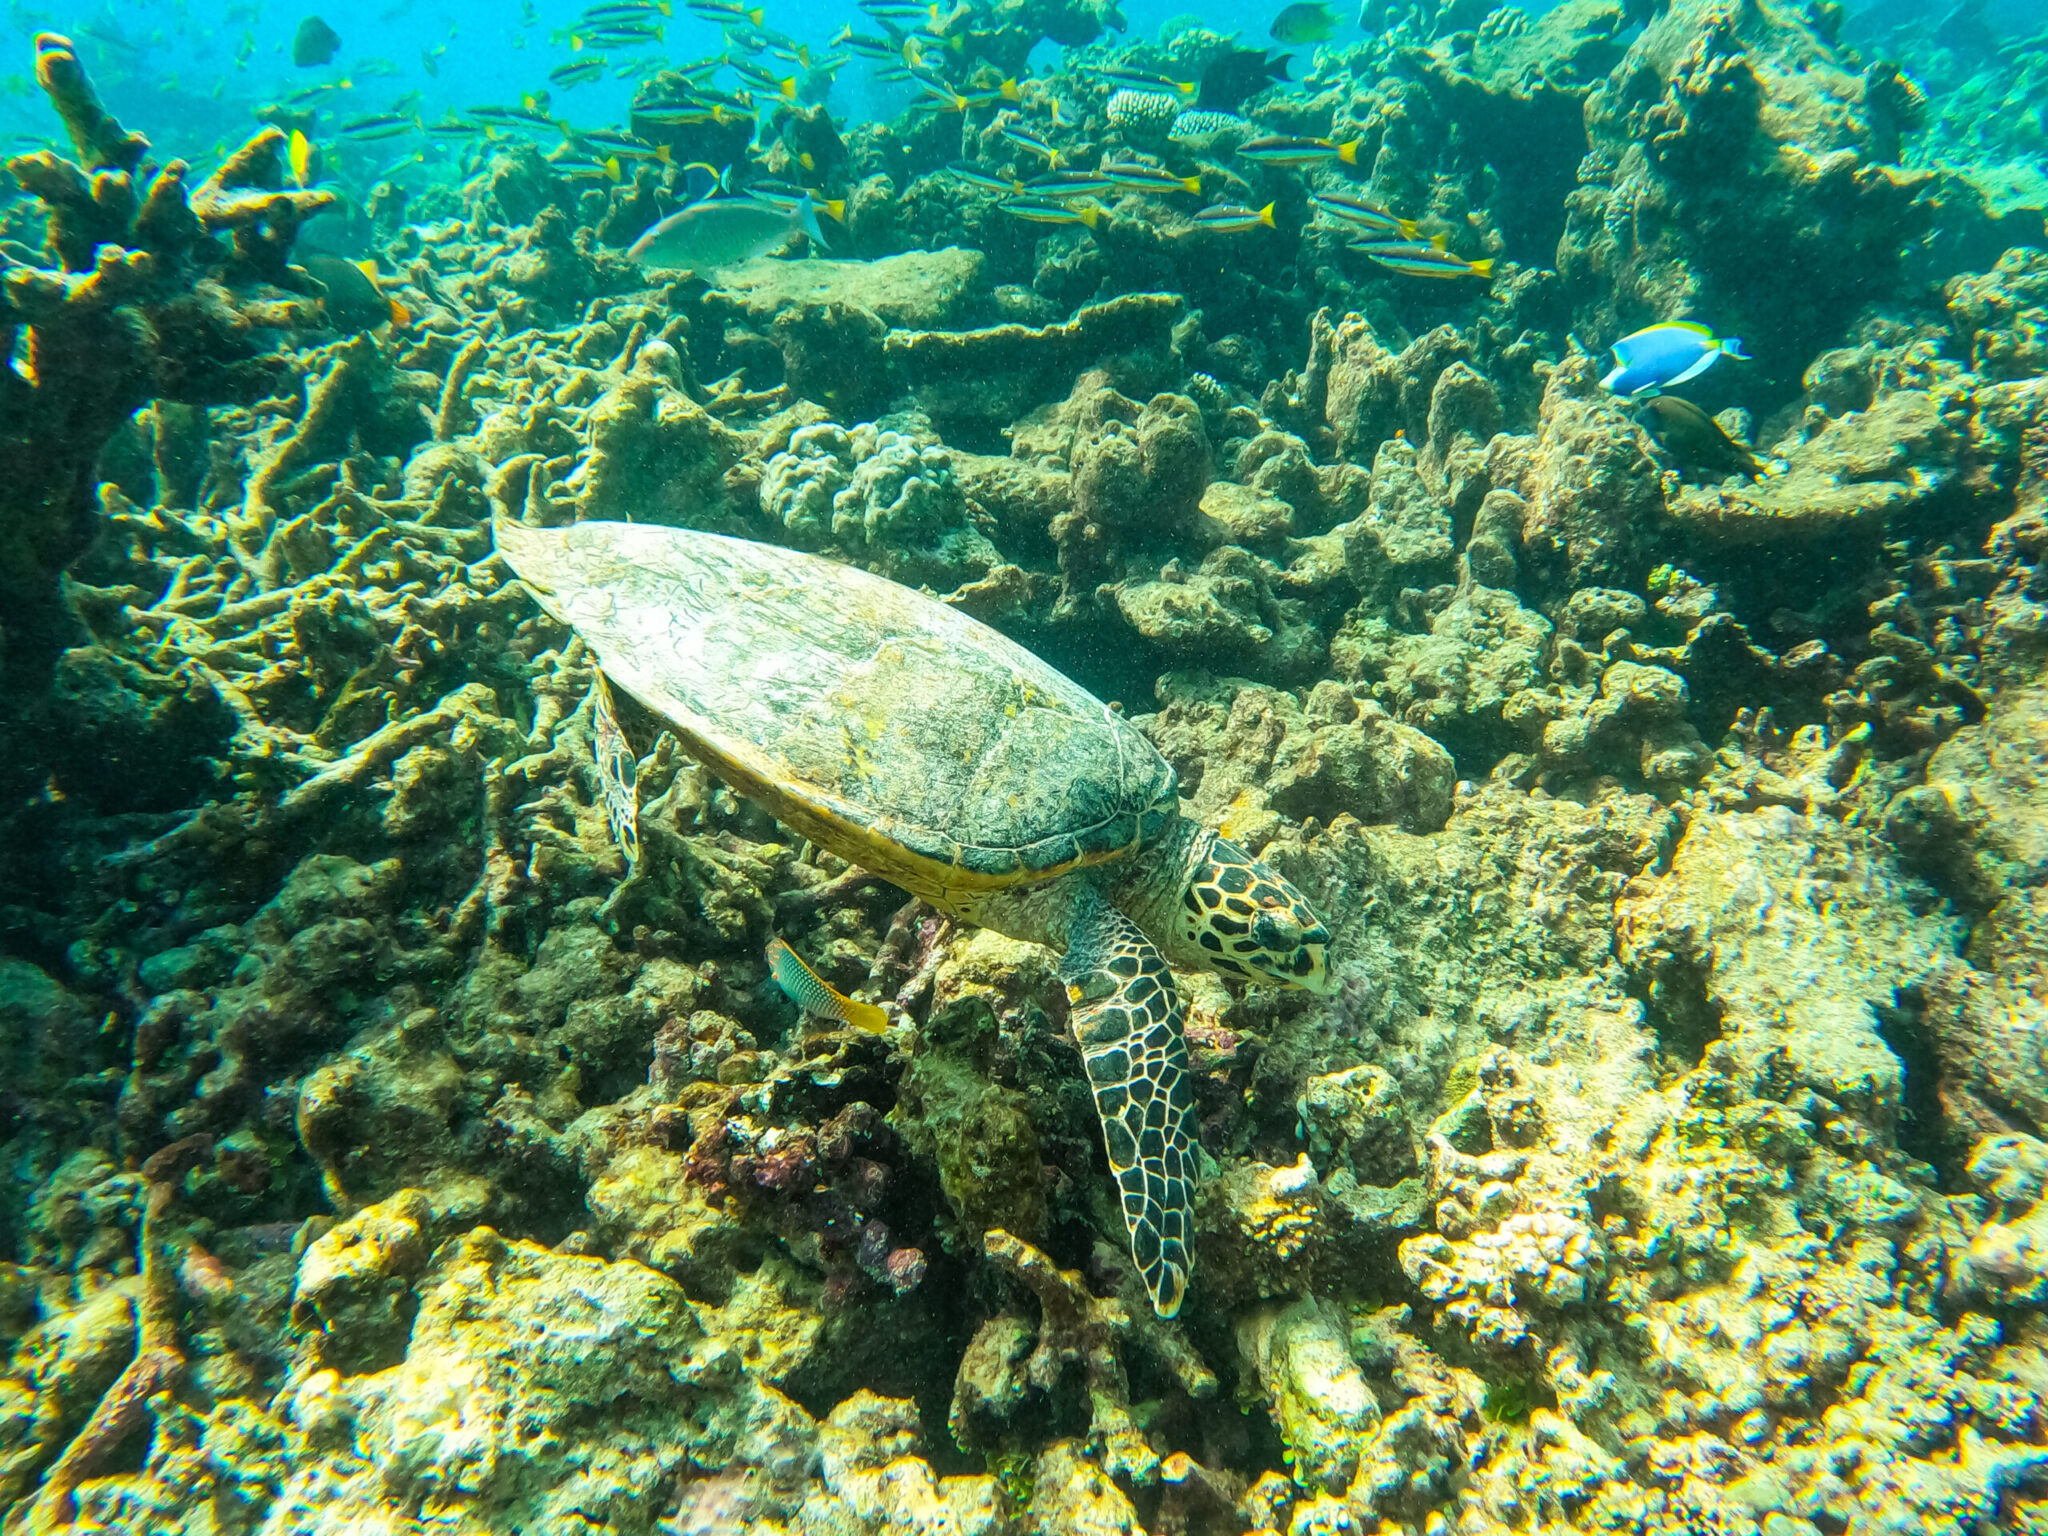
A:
1139 674 1455 841
277 1227 802 1532
1617 806 1961 1122
708 247 988 330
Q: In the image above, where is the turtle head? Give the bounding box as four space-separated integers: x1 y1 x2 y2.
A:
1176 831 1335 993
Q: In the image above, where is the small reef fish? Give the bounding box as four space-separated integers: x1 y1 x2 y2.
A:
293 14 342 66
287 128 315 187
1002 198 1101 227
726 56 797 97
766 938 890 1034
1239 134 1360 166
997 120 1061 165
550 148 624 180
947 162 1022 193
1024 170 1115 199
339 113 415 140
1312 191 1416 238
836 28 905 60
1192 201 1276 232
684 0 763 23
1639 395 1765 479
550 58 608 87
300 254 410 333
627 193 823 271
1270 1 1338 44
1100 161 1201 194
1100 65 1196 100
1601 322 1750 396
1357 239 1492 278
585 0 668 18
748 182 847 223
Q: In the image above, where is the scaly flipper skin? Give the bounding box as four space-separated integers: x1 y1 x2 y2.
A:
1063 890 1197 1318
591 672 641 871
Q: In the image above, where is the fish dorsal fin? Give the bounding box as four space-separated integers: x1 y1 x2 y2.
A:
1666 320 1714 336
591 671 642 871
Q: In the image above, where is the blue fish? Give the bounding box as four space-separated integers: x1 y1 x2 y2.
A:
1601 322 1749 396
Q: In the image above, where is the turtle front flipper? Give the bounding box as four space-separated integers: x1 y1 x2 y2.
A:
1062 891 1197 1318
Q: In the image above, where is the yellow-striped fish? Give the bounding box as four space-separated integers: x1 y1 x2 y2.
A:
767 938 889 1033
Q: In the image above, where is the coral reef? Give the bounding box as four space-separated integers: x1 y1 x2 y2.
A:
3 0 2048 1530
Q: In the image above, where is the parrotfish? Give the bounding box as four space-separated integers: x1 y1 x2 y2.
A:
767 938 890 1033
1602 322 1749 397
627 193 821 271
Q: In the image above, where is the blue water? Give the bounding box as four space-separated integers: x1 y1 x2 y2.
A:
0 0 2030 184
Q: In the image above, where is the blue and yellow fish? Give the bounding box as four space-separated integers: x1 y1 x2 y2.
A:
1601 322 1749 397
767 939 890 1033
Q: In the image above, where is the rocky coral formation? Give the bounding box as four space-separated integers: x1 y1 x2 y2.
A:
1 0 2048 1530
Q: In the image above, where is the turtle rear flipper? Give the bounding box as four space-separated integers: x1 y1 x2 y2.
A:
591 672 641 870
1063 891 1197 1318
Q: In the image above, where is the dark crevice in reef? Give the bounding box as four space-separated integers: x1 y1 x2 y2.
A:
1872 992 1981 1192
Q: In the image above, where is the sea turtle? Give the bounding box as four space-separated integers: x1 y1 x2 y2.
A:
495 516 1336 1316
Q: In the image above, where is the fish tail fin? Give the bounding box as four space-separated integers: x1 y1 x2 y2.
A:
387 298 412 327
821 197 847 223
1182 175 1200 193
1258 201 1275 227
832 22 850 43
1396 216 1417 238
1078 203 1101 229
1002 77 1021 100
779 76 796 98
1339 138 1359 163
605 155 621 181
1722 337 1750 359
656 144 672 163
747 6 763 21
1469 258 1493 278
1428 232 1446 250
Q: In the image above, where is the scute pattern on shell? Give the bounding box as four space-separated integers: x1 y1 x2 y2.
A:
497 519 1180 893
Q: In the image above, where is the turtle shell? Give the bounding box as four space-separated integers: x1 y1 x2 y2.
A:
497 519 1180 901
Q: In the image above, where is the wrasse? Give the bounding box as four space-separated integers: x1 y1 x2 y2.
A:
767 939 890 1033
550 58 608 86
1238 134 1360 166
1191 201 1275 232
